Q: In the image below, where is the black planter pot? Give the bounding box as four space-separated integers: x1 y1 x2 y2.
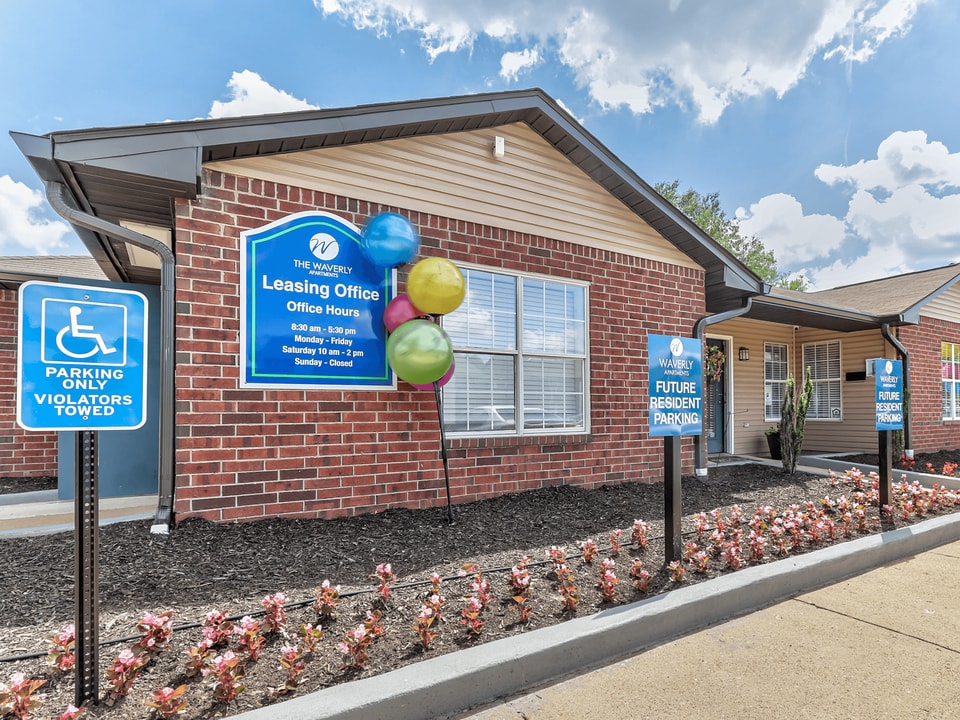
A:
766 431 782 460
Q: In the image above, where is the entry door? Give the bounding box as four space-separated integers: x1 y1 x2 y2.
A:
704 339 726 454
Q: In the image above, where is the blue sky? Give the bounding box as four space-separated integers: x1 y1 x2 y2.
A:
2 0 959 290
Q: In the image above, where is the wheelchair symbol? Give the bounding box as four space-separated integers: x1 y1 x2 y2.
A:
55 305 117 359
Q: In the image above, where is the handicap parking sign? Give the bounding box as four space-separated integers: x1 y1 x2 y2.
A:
41 298 128 365
17 281 148 431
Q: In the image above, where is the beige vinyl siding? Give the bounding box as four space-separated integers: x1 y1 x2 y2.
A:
793 327 889 453
710 318 794 456
711 320 889 455
205 123 698 268
920 284 960 322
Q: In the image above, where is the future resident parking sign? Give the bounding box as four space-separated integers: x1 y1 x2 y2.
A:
240 211 395 389
648 334 703 436
874 358 904 431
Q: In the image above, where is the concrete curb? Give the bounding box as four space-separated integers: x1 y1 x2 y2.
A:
234 511 960 720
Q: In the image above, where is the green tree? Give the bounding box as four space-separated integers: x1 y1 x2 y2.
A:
656 180 806 291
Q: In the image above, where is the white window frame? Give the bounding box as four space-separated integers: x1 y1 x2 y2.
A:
764 342 789 422
441 264 589 436
942 342 960 420
802 339 842 421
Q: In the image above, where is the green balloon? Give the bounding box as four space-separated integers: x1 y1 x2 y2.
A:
387 319 454 385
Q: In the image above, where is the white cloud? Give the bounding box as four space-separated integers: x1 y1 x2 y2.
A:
740 129 960 290
315 0 929 123
500 47 540 82
805 244 911 290
736 193 846 267
815 130 960 194
0 176 72 255
844 184 960 267
208 70 318 118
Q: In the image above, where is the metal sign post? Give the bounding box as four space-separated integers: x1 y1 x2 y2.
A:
648 335 703 564
874 358 904 512
16 281 148 707
74 431 100 706
663 435 682 561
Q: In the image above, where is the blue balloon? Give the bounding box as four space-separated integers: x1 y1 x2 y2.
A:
361 213 420 268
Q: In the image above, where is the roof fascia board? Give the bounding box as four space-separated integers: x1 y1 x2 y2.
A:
9 131 61 183
901 272 960 320
67 147 202 194
750 294 896 327
17 88 763 299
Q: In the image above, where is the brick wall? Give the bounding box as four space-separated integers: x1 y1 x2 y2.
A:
0 289 59 478
899 318 960 452
172 170 706 523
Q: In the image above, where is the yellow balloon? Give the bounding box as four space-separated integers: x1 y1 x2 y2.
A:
406 257 465 315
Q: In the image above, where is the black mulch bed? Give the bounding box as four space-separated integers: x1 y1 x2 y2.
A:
1 459 958 720
838 449 960 475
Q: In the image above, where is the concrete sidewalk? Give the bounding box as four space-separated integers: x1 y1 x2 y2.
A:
0 491 155 537
463 538 960 720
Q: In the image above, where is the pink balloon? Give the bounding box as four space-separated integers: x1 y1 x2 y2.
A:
384 294 424 333
409 358 455 391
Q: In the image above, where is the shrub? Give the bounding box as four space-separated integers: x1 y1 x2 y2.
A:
780 366 813 474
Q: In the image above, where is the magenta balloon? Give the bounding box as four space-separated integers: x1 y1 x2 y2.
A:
410 358 455 390
384 294 423 333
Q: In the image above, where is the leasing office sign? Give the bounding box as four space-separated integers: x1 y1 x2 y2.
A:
240 211 395 389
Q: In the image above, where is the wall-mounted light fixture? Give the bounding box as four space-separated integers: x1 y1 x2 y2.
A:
738 346 750 361
493 136 505 159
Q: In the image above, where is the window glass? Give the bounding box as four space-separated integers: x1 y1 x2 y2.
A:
942 343 960 420
443 270 516 350
441 353 515 432
764 342 788 420
442 269 587 435
522 357 585 428
803 340 841 420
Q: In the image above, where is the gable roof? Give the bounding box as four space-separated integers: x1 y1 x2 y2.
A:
12 88 764 311
0 255 107 290
807 263 960 323
741 263 960 332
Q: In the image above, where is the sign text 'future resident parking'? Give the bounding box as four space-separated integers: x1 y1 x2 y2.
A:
648 334 703 437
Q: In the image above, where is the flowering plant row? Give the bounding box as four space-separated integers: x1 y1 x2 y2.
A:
3 468 957 719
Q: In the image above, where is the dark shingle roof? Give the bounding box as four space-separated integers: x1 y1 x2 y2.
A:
0 255 107 289
806 264 960 322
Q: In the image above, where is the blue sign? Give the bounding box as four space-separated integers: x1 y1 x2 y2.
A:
17 281 148 431
874 358 904 431
648 334 703 437
241 212 395 389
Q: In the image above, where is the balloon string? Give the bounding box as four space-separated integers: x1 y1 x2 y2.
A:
434 381 454 523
